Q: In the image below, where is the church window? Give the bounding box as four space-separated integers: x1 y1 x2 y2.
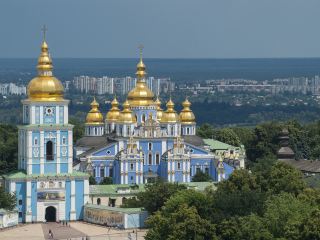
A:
34 138 38 145
156 153 160 165
19 199 22 205
187 128 190 135
46 141 54 160
62 137 66 145
196 167 201 174
177 162 181 170
130 176 134 181
19 212 22 218
106 150 111 155
109 167 113 177
148 153 152 165
100 167 105 178
190 149 194 153
97 198 101 205
130 163 134 170
142 114 146 123
59 182 63 188
205 167 209 174
148 142 152 150
95 128 97 135
93 168 96 177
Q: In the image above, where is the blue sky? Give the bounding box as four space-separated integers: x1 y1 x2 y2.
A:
0 0 319 58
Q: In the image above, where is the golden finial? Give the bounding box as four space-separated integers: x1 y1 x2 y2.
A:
136 44 146 80
41 24 48 41
86 97 103 124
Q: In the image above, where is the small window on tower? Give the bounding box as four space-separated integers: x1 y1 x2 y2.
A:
177 162 181 170
34 138 38 145
130 163 134 170
46 141 54 160
148 142 152 150
62 137 66 145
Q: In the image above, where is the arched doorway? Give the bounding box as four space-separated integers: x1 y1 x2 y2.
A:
45 206 56 222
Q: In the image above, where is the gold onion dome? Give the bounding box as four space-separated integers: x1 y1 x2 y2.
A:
160 98 179 123
86 98 104 125
106 97 121 121
27 39 64 101
179 98 196 124
155 97 163 121
127 49 154 107
119 100 137 124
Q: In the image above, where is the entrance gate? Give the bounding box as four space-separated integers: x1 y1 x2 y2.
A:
45 206 56 222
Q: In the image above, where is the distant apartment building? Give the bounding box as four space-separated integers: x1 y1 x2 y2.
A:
72 75 172 96
0 83 26 95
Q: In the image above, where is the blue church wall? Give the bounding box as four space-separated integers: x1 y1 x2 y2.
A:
65 180 71 221
224 162 234 179
44 164 56 174
160 161 168 181
75 180 84 220
185 144 209 155
31 181 37 220
113 160 121 184
60 163 68 173
92 144 116 157
16 181 26 222
133 109 157 124
32 164 40 174
128 172 136 184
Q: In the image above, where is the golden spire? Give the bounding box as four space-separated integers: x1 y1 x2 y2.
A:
160 98 179 123
179 97 196 124
27 25 64 101
86 97 104 125
106 96 121 122
118 100 137 124
127 45 154 107
155 96 163 121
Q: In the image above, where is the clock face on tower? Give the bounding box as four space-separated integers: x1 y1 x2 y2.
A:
44 107 55 124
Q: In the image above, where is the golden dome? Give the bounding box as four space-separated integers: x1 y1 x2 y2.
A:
86 98 104 125
179 98 196 124
160 98 179 123
106 97 121 122
118 100 137 124
127 49 154 107
155 97 163 121
27 40 64 101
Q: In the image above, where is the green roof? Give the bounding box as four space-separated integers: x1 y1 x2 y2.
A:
203 139 234 150
3 170 89 180
85 204 146 214
89 182 216 196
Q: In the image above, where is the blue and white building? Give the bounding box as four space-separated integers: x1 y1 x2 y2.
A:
75 52 244 184
3 38 89 223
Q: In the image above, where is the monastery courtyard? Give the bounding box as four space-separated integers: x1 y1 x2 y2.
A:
0 222 146 240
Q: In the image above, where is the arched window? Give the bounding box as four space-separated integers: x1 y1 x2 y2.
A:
148 153 152 165
142 114 146 123
187 128 190 135
46 141 53 160
95 128 97 135
156 153 160 165
148 142 152 150
97 198 101 205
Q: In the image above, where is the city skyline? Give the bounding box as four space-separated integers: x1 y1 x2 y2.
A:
1 0 320 58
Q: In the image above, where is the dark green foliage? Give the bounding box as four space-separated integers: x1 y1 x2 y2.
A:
192 171 212 182
99 177 113 185
197 123 214 139
0 187 16 211
89 176 96 185
0 124 18 174
69 117 85 143
214 128 241 147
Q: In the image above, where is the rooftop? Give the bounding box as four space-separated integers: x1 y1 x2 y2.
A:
84 204 146 214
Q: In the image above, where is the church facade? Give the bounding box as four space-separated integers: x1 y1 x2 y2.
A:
3 37 89 223
75 50 243 184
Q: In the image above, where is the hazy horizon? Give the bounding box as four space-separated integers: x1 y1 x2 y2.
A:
1 0 320 58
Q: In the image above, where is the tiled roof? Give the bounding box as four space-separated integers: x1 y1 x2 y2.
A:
203 139 234 150
3 171 89 180
280 159 320 173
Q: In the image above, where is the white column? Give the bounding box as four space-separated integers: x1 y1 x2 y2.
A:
125 162 128 184
68 130 73 173
31 105 35 124
64 105 68 124
70 180 76 220
121 162 124 184
10 181 16 193
39 106 43 124
187 160 191 182
182 161 186 182
162 140 166 154
56 106 60 124
40 131 44 174
27 131 32 174
83 179 89 205
26 181 32 222
172 161 175 182
168 160 171 182
140 160 143 183
56 130 61 174
135 161 139 184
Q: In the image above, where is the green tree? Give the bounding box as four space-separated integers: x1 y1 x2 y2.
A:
267 161 305 195
145 204 217 240
217 215 273 240
197 123 214 139
0 187 16 211
192 171 212 182
214 128 241 147
100 177 113 185
0 124 18 174
69 117 85 143
89 176 96 185
300 209 320 239
135 180 187 214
